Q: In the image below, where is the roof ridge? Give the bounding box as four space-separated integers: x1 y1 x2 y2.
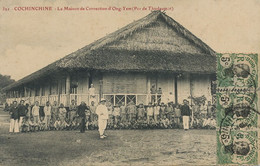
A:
57 11 160 66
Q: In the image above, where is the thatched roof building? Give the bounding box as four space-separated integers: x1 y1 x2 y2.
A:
4 11 217 106
3 11 216 92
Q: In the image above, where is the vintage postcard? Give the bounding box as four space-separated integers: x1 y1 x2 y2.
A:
0 0 259 165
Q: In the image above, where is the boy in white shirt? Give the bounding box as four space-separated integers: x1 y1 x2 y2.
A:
32 101 40 125
113 104 120 125
146 102 154 124
44 101 52 130
153 103 160 123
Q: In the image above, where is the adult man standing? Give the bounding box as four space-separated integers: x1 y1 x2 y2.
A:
96 98 108 139
181 99 191 130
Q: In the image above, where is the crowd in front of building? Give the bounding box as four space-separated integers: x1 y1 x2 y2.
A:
5 96 216 134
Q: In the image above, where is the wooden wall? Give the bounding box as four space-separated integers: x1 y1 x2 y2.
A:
157 74 175 96
191 74 212 102
177 73 191 104
102 73 147 94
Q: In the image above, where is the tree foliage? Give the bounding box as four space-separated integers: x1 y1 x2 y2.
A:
0 74 15 104
0 74 15 90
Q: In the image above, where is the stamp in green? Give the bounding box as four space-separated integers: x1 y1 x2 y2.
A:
217 53 258 88
216 53 258 165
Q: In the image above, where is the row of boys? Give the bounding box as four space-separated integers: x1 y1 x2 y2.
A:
8 99 216 133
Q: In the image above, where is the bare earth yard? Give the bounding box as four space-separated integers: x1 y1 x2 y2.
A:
0 110 216 166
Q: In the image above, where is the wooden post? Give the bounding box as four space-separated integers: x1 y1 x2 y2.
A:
99 80 103 102
190 74 193 106
174 75 178 104
113 95 116 106
24 87 27 97
39 86 43 105
57 79 60 106
66 74 71 106
47 84 50 102
147 75 151 104
39 87 42 96
33 85 36 104
147 76 150 94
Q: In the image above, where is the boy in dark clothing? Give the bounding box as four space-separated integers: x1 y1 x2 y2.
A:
18 100 27 131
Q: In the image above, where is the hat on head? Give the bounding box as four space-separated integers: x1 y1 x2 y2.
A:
100 98 106 102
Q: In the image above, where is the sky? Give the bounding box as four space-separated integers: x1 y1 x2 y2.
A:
0 0 260 81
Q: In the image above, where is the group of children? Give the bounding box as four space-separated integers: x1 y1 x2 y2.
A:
104 100 216 130
7 99 216 133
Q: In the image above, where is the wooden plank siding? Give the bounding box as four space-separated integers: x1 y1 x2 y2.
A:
177 73 191 104
102 73 147 94
191 74 212 102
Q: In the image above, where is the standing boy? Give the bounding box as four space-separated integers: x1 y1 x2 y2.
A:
174 104 181 127
44 101 52 130
32 101 40 125
153 103 160 123
69 99 77 124
127 101 136 121
113 104 120 125
51 101 59 122
137 103 145 120
120 102 127 122
18 100 27 130
146 102 154 124
207 101 213 117
59 103 67 127
89 101 97 122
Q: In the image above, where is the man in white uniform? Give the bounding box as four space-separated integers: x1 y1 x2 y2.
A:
96 98 108 139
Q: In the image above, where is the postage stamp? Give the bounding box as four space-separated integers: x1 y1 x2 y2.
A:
216 53 258 164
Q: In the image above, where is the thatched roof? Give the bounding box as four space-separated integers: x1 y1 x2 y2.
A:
3 11 216 91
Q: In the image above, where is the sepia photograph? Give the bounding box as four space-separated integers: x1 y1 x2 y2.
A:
0 0 259 165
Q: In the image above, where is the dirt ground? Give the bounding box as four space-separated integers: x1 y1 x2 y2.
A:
0 110 216 166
